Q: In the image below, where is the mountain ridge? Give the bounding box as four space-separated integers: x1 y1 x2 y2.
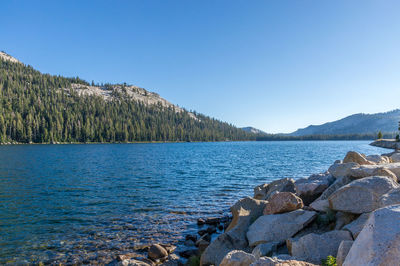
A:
290 109 400 136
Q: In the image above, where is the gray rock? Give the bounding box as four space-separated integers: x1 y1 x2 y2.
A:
200 197 268 266
328 176 398 214
287 230 352 264
263 192 303 215
250 257 317 266
246 210 317 247
334 212 357 230
328 162 359 178
220 250 256 266
310 176 352 212
348 165 398 182
343 204 400 265
342 213 370 239
294 173 334 205
336 240 353 266
378 187 400 208
119 259 153 266
390 152 400 162
254 178 295 201
343 151 374 165
251 242 279 258
366 154 390 164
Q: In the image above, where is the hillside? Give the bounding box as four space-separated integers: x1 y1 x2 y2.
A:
290 110 400 136
241 127 267 135
0 52 254 143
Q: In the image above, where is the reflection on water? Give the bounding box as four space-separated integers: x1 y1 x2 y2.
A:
0 141 386 264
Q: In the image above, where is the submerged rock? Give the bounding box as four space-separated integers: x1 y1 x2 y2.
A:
148 244 168 261
287 230 352 264
343 204 400 265
246 210 316 247
263 192 303 215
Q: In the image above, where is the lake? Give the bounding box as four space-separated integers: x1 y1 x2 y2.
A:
0 141 387 264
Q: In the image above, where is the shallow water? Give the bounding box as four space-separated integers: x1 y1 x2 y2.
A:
0 141 387 264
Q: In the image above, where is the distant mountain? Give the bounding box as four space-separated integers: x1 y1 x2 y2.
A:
290 110 400 136
0 51 254 143
241 127 267 135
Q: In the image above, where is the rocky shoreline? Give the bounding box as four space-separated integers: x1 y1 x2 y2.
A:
115 147 400 266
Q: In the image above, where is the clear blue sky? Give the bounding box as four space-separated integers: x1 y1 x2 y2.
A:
2 1 400 133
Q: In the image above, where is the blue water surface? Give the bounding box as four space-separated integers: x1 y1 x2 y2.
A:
0 141 388 264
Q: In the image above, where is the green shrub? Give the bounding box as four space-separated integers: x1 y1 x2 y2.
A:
322 255 337 266
188 255 200 266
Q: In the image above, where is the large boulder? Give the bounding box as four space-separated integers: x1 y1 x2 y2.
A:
263 192 303 215
220 250 256 266
342 213 370 239
200 197 267 266
246 210 317 247
287 230 352 264
390 152 400 162
348 165 398 182
343 151 374 165
294 173 334 205
343 205 400 265
328 176 398 214
336 240 353 266
328 162 359 178
254 178 296 201
366 154 390 164
250 257 317 266
381 162 400 178
378 187 400 208
310 176 352 212
251 242 279 258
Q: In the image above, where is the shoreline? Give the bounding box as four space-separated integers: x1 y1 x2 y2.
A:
143 146 400 266
0 139 378 145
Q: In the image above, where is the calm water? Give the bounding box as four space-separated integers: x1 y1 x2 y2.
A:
0 141 387 264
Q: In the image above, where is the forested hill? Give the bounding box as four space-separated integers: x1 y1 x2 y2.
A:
0 52 254 143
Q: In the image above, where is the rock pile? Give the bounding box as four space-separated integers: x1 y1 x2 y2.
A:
198 150 400 265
